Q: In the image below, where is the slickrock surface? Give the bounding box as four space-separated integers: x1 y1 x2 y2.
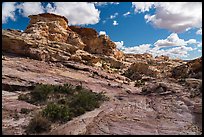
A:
2 13 202 135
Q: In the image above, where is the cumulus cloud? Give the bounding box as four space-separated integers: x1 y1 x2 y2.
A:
198 49 202 52
113 20 118 26
119 44 194 58
116 33 198 59
2 2 17 24
123 44 151 54
3 2 100 26
132 2 155 13
99 31 106 35
196 28 202 35
154 33 198 47
154 33 186 47
115 41 124 49
143 2 202 33
18 2 45 17
123 12 131 17
164 46 194 58
110 12 118 19
45 2 100 25
197 42 202 47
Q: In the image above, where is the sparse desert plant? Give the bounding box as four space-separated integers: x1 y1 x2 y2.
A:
30 83 54 103
20 108 31 114
69 90 106 116
26 114 51 134
18 93 30 102
134 80 145 87
42 103 72 122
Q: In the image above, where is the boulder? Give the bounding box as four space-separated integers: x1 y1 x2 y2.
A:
172 57 202 79
124 61 156 80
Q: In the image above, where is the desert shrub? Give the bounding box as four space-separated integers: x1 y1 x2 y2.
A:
22 83 108 125
69 90 106 116
134 80 145 87
75 82 83 91
42 103 72 122
54 83 74 94
26 114 51 134
29 84 54 103
20 108 31 114
18 94 30 102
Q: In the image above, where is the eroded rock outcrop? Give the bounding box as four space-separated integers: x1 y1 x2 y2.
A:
70 26 124 60
25 13 85 49
2 13 124 68
172 57 202 79
124 61 157 80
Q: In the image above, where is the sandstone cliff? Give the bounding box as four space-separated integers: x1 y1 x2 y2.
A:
2 13 202 135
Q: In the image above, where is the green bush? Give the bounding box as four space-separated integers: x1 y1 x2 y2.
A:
22 83 107 126
54 83 74 94
26 114 51 134
20 108 31 114
42 103 72 122
134 80 145 87
18 94 30 102
69 90 104 116
30 84 54 103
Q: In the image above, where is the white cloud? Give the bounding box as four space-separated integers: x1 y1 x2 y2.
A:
117 33 198 59
116 42 151 54
110 12 118 19
45 2 100 25
2 2 17 24
186 39 197 45
123 12 131 17
3 2 100 26
132 2 155 13
196 28 202 35
119 44 194 59
115 41 124 49
99 31 106 36
154 33 198 47
198 49 202 52
197 42 202 47
113 20 118 26
142 2 202 33
18 2 45 17
164 46 194 58
123 44 151 54
154 33 186 47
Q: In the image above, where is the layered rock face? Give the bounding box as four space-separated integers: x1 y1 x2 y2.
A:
124 61 156 80
172 57 202 79
2 13 124 66
70 26 124 60
24 13 85 49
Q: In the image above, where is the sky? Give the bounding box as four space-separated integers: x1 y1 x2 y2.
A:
2 2 202 60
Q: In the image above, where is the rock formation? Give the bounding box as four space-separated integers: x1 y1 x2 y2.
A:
172 57 202 79
70 26 124 60
2 13 202 135
2 13 124 67
24 13 85 49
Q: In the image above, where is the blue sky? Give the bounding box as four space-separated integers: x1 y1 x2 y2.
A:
2 2 202 60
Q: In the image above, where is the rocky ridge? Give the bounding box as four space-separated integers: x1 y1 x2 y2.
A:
2 13 202 135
